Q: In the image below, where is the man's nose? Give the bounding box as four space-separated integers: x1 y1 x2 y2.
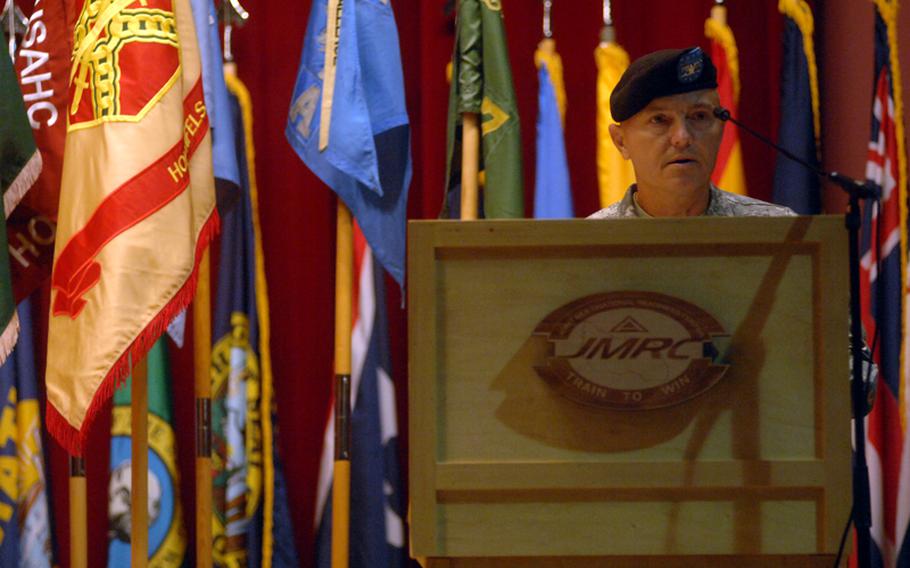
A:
669 119 693 148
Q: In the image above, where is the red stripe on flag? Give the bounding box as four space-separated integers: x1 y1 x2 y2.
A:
51 79 209 318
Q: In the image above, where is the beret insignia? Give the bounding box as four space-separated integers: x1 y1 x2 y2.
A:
677 48 704 83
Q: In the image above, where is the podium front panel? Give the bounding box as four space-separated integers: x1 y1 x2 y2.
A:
408 216 850 559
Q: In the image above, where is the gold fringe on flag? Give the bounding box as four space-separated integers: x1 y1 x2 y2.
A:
778 0 821 152
223 71 279 568
4 151 41 217
535 38 566 124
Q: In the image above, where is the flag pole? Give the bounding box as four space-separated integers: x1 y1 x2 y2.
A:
194 249 213 568
131 355 149 568
68 456 87 568
460 112 480 220
711 0 726 24
332 201 353 568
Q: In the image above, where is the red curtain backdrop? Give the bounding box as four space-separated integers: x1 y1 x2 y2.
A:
36 1 910 567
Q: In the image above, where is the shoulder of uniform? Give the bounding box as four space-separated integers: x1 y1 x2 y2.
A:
710 187 797 217
587 203 627 219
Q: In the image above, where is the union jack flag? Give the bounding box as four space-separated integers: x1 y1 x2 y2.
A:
858 3 910 566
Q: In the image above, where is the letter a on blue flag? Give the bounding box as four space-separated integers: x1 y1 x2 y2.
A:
286 0 411 285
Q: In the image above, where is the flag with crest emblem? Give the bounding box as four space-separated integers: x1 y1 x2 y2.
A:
44 0 218 455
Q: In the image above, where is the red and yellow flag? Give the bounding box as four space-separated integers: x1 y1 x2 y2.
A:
45 0 217 454
705 5 747 196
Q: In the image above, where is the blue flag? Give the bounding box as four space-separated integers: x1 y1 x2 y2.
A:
286 0 411 285
315 234 406 567
772 2 820 214
211 73 300 568
533 53 573 219
191 0 240 188
0 298 54 568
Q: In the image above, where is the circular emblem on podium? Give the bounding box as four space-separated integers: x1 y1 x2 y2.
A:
533 291 729 410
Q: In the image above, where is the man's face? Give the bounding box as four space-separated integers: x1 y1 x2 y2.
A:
610 89 724 196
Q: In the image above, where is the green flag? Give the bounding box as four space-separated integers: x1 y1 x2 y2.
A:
0 50 40 362
1 47 40 215
443 0 523 219
107 339 188 567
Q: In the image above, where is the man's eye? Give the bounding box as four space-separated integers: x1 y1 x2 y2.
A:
649 115 668 125
690 112 709 122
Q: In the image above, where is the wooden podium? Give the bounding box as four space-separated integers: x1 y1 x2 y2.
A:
408 216 851 567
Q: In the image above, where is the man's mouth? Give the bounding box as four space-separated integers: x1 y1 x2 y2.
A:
667 158 697 166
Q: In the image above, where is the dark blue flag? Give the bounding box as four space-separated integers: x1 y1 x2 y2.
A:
210 73 300 568
772 2 821 214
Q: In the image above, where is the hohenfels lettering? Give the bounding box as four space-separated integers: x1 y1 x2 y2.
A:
533 291 729 410
168 101 208 183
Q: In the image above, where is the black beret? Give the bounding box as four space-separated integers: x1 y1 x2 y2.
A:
610 47 718 122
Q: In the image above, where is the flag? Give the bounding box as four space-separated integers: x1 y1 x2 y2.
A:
211 72 299 568
286 0 411 286
0 48 38 365
594 32 634 208
314 226 406 568
9 0 71 304
191 0 239 190
705 7 747 196
1 44 41 216
107 338 187 567
533 38 572 219
0 298 54 568
442 0 523 219
858 1 910 566
164 0 242 346
45 0 218 455
772 0 821 214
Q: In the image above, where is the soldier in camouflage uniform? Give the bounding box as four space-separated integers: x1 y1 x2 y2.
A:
589 47 794 219
589 47 880 411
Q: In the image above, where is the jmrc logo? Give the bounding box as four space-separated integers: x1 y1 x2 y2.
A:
568 336 705 360
533 292 728 410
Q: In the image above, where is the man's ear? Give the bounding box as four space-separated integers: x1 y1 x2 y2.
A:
609 124 630 159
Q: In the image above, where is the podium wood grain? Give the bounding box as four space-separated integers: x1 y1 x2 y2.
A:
408 217 850 562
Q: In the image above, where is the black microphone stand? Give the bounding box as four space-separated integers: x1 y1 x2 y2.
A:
715 107 878 568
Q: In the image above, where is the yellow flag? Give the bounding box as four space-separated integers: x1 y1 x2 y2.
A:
595 39 635 208
46 0 217 454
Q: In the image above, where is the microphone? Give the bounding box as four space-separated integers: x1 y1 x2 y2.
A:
712 106 731 122
712 106 879 199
